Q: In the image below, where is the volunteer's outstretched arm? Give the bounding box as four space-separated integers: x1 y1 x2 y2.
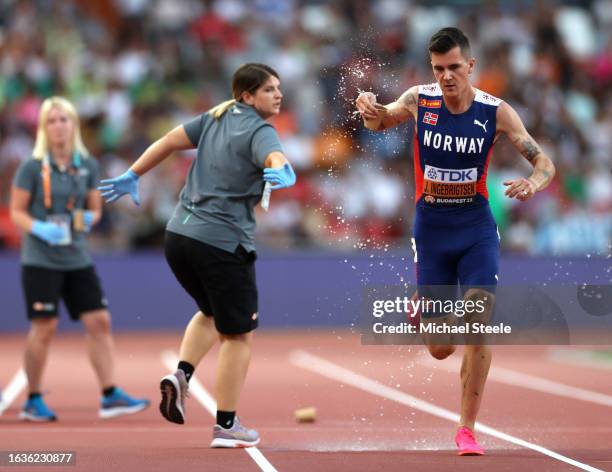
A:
98 126 193 205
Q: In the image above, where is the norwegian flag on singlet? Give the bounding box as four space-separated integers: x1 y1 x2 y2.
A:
422 112 438 126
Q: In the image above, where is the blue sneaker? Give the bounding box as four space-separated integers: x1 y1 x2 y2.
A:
20 396 57 422
99 388 150 419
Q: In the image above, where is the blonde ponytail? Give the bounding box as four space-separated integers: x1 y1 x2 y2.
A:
209 99 237 120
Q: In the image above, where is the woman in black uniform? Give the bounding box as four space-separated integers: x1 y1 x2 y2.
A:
99 64 295 447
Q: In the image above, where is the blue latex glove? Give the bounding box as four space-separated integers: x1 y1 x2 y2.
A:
263 163 296 190
31 220 66 245
83 210 95 232
98 169 140 205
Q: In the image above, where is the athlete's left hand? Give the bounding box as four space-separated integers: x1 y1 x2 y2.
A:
503 177 537 201
263 163 296 190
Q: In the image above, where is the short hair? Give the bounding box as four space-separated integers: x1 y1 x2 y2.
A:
428 27 471 59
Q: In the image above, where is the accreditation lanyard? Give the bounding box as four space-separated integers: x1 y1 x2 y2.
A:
41 152 82 214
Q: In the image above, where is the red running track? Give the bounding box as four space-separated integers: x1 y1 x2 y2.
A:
0 331 611 471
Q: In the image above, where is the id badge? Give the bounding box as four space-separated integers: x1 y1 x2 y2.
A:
46 214 72 246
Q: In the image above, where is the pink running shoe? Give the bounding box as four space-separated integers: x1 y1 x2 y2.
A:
455 426 484 456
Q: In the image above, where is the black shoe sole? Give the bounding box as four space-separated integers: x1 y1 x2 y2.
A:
159 378 184 424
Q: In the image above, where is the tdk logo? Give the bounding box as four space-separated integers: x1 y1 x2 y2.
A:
424 165 477 183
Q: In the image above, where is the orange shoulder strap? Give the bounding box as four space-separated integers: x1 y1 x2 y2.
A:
42 154 52 210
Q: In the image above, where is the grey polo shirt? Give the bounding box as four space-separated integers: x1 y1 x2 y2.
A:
13 156 99 269
166 102 283 253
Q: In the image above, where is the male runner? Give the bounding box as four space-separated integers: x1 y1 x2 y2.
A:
355 27 555 455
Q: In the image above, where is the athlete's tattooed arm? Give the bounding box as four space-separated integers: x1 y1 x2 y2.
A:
497 101 555 194
356 86 418 131
513 137 541 162
397 88 419 118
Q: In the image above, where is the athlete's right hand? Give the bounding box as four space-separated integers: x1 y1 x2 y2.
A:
98 169 141 206
355 92 387 121
31 220 66 245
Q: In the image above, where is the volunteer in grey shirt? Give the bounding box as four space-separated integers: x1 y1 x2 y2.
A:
10 96 149 422
99 63 296 447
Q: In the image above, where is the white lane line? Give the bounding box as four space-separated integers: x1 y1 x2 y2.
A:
290 350 603 472
0 368 27 415
548 348 612 371
420 356 612 408
161 350 279 472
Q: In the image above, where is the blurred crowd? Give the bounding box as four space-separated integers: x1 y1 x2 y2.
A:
0 0 610 255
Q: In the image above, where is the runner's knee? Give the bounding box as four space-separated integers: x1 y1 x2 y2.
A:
428 344 455 360
464 288 495 324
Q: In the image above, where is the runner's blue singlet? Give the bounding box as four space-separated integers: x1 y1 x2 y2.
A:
412 83 501 291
